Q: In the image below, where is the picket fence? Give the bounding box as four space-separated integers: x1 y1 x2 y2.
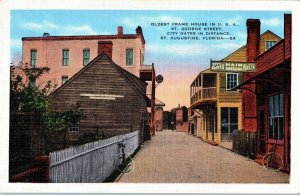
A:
49 131 139 183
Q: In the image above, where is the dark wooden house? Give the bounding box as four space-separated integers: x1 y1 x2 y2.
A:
237 14 291 172
50 52 150 146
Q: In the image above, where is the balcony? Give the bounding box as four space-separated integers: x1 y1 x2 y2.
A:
190 72 217 106
140 64 153 81
190 87 217 105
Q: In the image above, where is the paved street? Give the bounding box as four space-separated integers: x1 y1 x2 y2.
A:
118 130 289 183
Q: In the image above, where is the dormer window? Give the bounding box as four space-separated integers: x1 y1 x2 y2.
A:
265 41 277 50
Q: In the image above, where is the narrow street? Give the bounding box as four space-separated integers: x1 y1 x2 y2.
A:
118 130 289 183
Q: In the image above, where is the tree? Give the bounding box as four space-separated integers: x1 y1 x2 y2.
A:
182 106 188 122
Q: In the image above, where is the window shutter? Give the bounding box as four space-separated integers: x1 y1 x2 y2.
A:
220 73 226 91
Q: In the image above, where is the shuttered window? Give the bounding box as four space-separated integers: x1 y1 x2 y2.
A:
62 49 69 66
126 48 133 66
30 50 37 67
83 49 90 66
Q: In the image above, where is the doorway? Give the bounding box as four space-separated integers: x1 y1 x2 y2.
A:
221 107 238 141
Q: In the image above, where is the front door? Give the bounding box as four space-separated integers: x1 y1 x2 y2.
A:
221 107 238 141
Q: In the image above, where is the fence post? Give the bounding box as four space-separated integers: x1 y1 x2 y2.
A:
34 155 49 182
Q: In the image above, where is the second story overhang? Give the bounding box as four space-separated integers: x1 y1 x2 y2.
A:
140 64 154 81
190 70 217 107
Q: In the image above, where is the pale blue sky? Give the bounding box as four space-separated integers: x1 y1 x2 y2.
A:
10 10 289 109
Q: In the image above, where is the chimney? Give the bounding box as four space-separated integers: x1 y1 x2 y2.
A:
43 32 50 37
136 26 143 35
246 19 260 62
98 41 113 59
284 14 291 58
117 26 123 35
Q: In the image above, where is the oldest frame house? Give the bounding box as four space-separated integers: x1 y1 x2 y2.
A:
50 51 150 147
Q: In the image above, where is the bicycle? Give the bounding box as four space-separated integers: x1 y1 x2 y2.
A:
262 143 283 171
113 139 134 173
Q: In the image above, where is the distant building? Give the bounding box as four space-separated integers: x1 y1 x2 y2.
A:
173 105 189 132
50 51 150 147
190 30 281 145
155 107 163 131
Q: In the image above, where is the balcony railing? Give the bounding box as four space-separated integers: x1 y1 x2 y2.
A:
140 65 153 81
140 65 153 71
190 87 216 105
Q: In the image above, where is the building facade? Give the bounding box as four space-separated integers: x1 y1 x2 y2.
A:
237 14 291 171
190 30 281 145
22 26 146 88
21 26 160 137
50 52 149 148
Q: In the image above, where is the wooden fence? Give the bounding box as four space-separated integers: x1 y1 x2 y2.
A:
232 129 256 159
49 131 139 183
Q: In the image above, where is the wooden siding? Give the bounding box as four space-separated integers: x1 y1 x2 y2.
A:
51 54 148 145
255 40 284 77
223 47 247 62
260 31 282 53
191 31 281 144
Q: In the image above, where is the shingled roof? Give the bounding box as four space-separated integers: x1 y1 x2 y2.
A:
51 52 150 104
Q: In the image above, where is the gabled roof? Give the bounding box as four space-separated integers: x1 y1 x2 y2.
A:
146 95 165 107
222 30 282 61
51 52 149 103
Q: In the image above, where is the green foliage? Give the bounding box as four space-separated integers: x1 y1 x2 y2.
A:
76 133 103 145
182 106 188 122
10 66 85 157
42 102 86 134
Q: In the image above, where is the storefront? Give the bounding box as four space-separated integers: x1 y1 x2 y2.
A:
236 14 291 172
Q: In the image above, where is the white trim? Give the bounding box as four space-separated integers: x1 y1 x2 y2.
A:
265 40 278 51
226 72 239 91
80 93 124 98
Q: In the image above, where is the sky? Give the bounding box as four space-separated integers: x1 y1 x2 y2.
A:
10 10 288 110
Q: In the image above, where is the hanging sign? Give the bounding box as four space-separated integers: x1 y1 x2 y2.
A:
210 61 256 72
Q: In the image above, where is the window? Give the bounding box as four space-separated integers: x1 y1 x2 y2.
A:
226 73 238 90
62 76 68 85
126 48 133 66
68 122 80 133
221 107 238 141
30 50 37 67
269 93 284 140
265 41 277 50
83 49 90 66
62 49 69 66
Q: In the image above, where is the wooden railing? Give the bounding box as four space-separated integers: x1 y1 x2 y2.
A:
191 87 216 105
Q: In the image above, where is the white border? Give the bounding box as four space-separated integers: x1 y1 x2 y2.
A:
1 0 300 193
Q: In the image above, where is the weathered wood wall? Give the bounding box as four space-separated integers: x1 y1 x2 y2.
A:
51 55 148 146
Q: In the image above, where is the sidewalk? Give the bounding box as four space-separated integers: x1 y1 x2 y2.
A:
118 130 289 183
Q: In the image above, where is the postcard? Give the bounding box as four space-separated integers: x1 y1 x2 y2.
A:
1 0 300 193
